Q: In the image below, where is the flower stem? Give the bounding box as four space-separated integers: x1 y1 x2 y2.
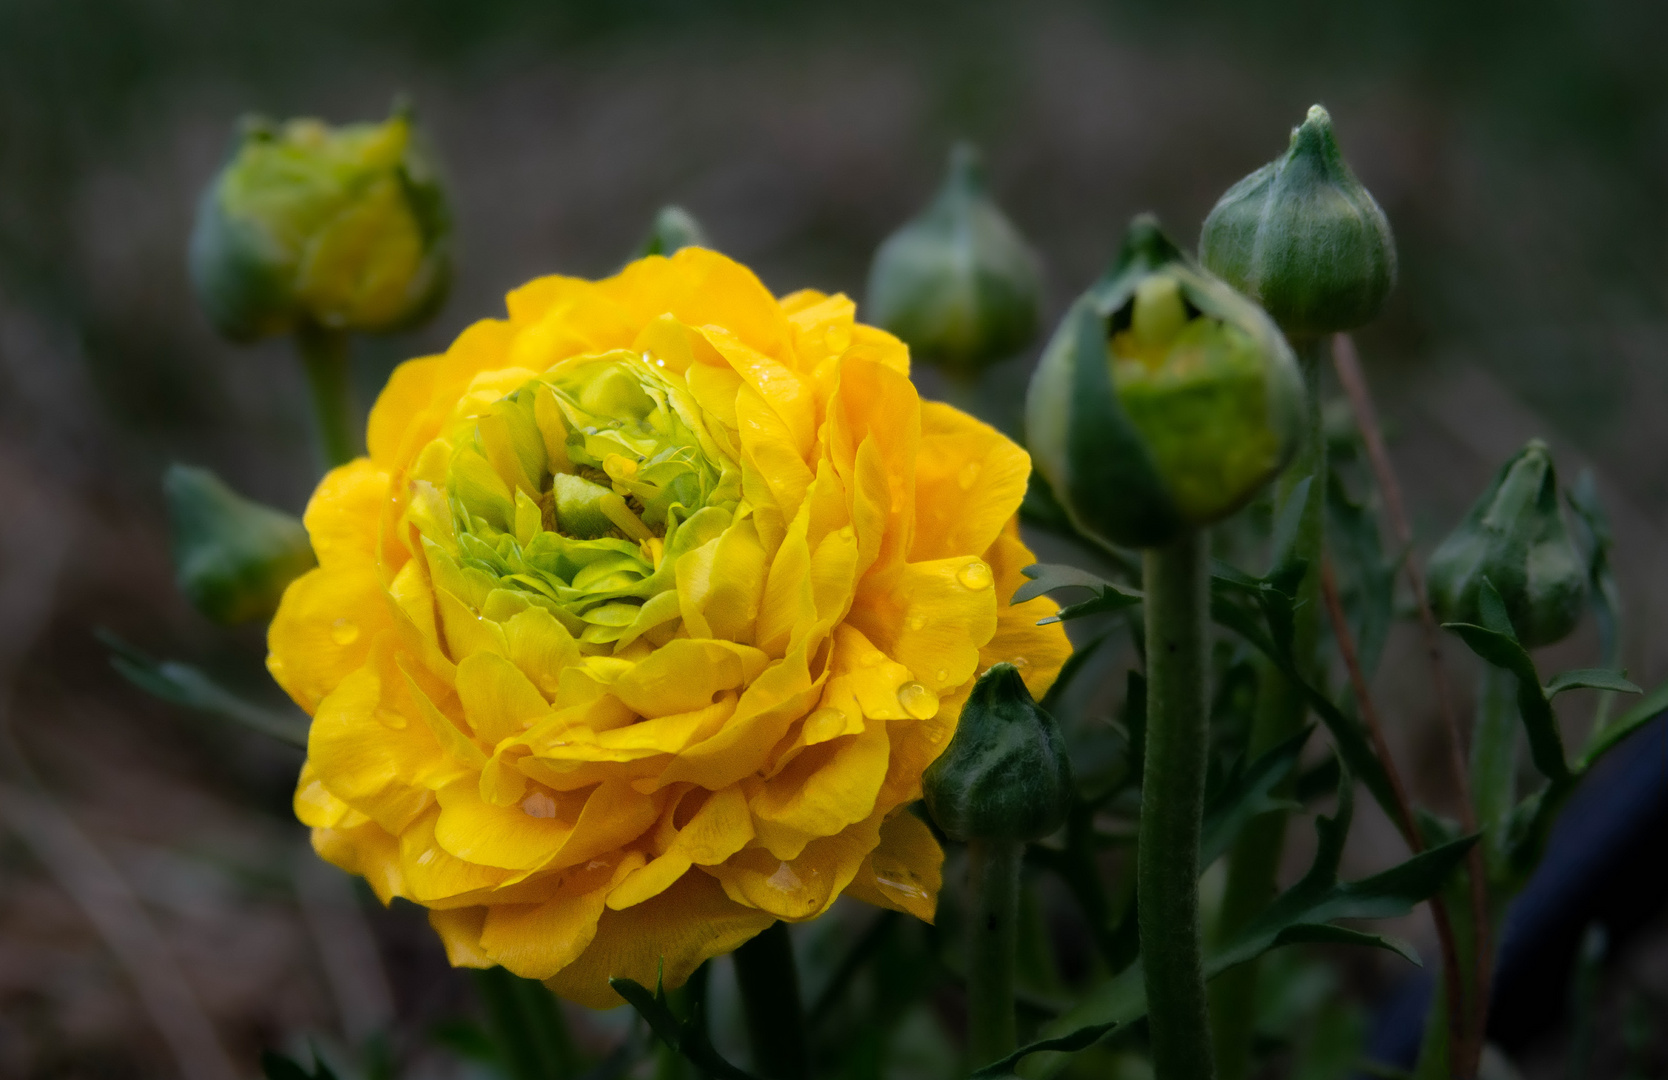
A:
733 921 809 1080
1139 529 1214 1080
966 836 1022 1067
296 322 360 470
1210 334 1327 1079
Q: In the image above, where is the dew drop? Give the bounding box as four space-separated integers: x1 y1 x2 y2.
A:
897 681 939 720
767 861 804 892
330 619 360 645
957 462 982 490
1010 656 1031 670
907 615 926 631
957 561 993 590
521 791 558 819
935 670 947 683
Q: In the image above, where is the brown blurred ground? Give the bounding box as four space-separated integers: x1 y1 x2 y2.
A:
1 0 1667 1075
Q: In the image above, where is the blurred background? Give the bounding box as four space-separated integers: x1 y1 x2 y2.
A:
2 0 1667 1076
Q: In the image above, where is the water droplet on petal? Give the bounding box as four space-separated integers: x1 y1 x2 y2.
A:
522 792 558 818
897 681 939 720
907 615 926 631
1010 656 1030 670
957 561 993 590
957 462 981 490
767 861 804 892
935 670 947 683
330 619 360 645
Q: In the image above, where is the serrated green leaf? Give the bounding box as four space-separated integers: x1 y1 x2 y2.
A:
1200 725 1311 867
610 977 760 1080
985 760 1475 1079
1544 668 1640 699
1016 563 1143 624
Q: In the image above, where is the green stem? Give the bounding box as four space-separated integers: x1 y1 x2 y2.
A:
1472 665 1519 878
472 966 579 1080
297 321 360 470
967 836 1022 1066
733 922 809 1080
1139 531 1215 1080
1209 334 1328 1079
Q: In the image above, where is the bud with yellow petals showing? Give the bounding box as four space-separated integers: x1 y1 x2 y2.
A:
189 103 451 342
1026 215 1306 550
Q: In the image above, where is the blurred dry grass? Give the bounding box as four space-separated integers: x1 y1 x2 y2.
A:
1 0 1667 1075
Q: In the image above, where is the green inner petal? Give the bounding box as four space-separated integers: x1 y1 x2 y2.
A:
414 349 744 648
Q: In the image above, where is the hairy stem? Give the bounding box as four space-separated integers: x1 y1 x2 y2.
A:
297 321 360 470
967 837 1022 1067
734 922 809 1080
1211 333 1327 1078
1140 531 1215 1080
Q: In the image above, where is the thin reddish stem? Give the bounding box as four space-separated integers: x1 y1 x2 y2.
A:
1332 333 1490 1079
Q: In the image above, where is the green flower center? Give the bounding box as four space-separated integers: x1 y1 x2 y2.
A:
417 349 743 649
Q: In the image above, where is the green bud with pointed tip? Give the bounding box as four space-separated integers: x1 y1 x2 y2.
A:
1026 215 1306 549
1200 104 1396 337
636 205 710 258
165 465 316 624
190 103 451 342
923 663 1072 843
1427 439 1587 647
866 142 1043 377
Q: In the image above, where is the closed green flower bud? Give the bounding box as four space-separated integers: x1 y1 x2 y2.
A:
1026 215 1306 549
189 104 451 342
923 663 1072 843
165 465 316 624
1199 104 1396 337
636 205 710 258
866 143 1043 377
1427 439 1587 647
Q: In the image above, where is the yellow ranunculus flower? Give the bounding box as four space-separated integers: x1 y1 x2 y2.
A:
270 247 1070 1007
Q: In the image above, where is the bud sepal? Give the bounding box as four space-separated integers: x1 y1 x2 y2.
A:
1427 439 1587 648
866 143 1043 378
923 662 1072 844
165 465 316 625
1200 104 1396 337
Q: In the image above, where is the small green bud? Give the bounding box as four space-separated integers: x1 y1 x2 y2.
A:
923 663 1072 843
1427 440 1587 647
189 103 451 342
1199 104 1396 337
866 143 1043 377
165 465 316 624
636 205 710 258
1026 215 1306 549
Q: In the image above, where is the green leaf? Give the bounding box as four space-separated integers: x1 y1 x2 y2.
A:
1200 725 1311 867
1544 668 1640 699
1016 563 1142 624
983 760 1476 1079
1577 675 1668 770
1443 580 1572 783
611 975 760 1080
1326 468 1397 679
99 629 309 747
1208 578 1402 830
